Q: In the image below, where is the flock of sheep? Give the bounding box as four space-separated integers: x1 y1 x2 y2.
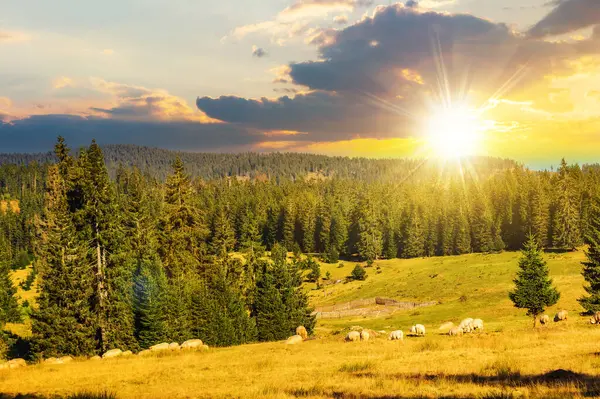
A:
342 309 575 342
343 317 483 342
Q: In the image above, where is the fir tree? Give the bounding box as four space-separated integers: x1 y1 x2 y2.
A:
579 195 600 313
133 261 167 348
509 235 560 327
80 140 136 352
356 195 382 262
253 243 314 341
0 262 21 326
31 166 96 357
210 205 236 256
553 159 581 250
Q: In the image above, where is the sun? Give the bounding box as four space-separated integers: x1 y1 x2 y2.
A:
426 105 484 159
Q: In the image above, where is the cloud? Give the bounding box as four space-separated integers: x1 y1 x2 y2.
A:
0 115 265 153
102 49 114 55
528 0 600 38
333 15 349 24
197 2 600 148
0 31 31 43
225 0 373 44
252 45 267 58
53 76 75 89
587 90 600 100
88 78 217 123
197 91 414 141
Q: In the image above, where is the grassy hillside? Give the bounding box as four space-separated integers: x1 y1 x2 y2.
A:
2 250 599 399
309 250 585 334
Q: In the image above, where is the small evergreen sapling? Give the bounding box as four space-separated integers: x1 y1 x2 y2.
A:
509 235 560 327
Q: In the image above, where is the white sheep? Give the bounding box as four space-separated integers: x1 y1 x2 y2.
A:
472 319 484 331
360 330 370 341
448 326 463 336
458 318 473 333
345 331 361 342
388 330 404 341
410 324 426 336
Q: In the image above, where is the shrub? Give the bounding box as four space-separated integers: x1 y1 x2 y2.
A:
350 265 367 281
324 271 331 280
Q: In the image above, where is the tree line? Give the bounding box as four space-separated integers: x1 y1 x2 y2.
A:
0 138 600 355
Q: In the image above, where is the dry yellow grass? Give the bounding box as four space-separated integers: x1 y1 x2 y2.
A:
0 200 20 214
2 325 600 398
2 250 599 398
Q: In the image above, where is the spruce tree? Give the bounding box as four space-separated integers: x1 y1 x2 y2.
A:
509 234 560 327
31 166 96 357
80 141 136 352
579 195 600 313
133 261 168 348
356 195 382 263
0 262 21 326
159 158 207 341
210 205 236 256
122 168 167 348
253 243 315 341
553 159 581 250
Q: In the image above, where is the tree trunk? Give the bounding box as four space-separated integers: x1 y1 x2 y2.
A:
96 235 106 353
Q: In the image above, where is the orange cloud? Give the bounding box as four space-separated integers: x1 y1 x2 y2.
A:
53 76 75 89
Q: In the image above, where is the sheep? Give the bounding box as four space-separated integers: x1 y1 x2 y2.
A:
410 324 426 336
360 330 370 341
150 342 170 352
169 342 180 351
388 330 404 341
448 327 463 336
590 311 600 325
102 349 122 359
472 319 484 331
181 339 204 350
554 310 568 322
7 359 26 369
345 331 361 342
539 314 550 325
458 318 474 332
296 326 308 340
285 335 303 345
121 350 133 357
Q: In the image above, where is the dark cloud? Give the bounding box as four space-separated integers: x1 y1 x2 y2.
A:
529 0 600 38
252 46 268 58
0 115 265 153
195 3 600 142
289 4 524 97
405 0 418 8
196 91 412 140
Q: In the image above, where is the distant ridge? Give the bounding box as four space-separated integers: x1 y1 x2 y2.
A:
0 144 519 181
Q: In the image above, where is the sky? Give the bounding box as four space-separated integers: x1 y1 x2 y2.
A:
1 0 600 168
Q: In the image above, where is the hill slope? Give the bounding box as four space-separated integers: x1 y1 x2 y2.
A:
2 250 599 399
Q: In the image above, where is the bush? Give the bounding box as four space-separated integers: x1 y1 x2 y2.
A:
323 248 340 263
324 271 331 280
350 265 367 281
307 262 321 282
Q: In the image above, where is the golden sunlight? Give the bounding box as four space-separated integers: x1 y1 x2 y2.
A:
426 105 484 159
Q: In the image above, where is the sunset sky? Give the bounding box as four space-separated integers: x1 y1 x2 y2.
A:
1 0 600 168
